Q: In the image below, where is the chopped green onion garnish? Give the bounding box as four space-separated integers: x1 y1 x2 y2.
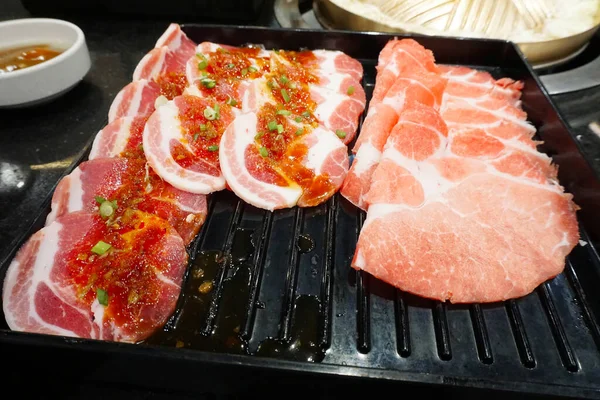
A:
295 128 304 136
277 109 291 116
214 103 220 119
241 68 248 76
208 145 219 152
267 120 278 131
193 133 200 141
99 201 115 218
281 89 291 103
267 80 275 89
200 78 216 89
204 106 217 120
200 124 207 131
280 75 289 84
196 53 203 58
288 82 297 89
255 131 264 140
302 111 310 118
276 124 284 134
96 288 108 306
226 63 235 69
335 129 347 139
197 60 207 70
294 116 302 123
259 147 269 157
91 240 111 255
248 66 258 72
227 97 238 106
347 85 355 95
94 196 106 204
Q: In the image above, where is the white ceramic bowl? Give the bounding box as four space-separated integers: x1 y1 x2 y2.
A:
0 18 91 108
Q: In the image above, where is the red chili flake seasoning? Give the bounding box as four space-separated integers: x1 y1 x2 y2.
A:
193 46 269 106
253 103 335 206
65 209 173 329
90 157 187 228
118 116 149 160
155 72 188 99
264 52 319 123
170 95 234 168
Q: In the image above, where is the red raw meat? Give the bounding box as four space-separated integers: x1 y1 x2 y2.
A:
2 210 188 342
89 115 148 160
46 158 207 245
108 79 161 123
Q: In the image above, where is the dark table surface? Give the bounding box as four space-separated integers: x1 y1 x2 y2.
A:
1 1 600 398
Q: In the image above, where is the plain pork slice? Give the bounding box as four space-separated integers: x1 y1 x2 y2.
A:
369 39 439 108
341 69 447 209
89 115 147 159
439 65 523 107
353 101 579 303
2 210 188 342
108 80 161 123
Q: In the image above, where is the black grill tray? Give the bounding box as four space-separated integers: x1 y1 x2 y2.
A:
2 25 600 399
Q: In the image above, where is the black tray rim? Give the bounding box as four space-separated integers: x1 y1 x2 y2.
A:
1 23 599 399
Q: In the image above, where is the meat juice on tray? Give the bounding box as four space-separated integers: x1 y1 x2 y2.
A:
1 23 580 344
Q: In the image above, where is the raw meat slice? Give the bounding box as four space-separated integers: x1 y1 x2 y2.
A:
219 108 348 211
45 157 207 245
185 45 366 143
89 116 147 160
441 96 537 148
354 179 579 303
2 209 188 342
108 79 160 123
341 70 447 209
300 50 363 83
133 46 192 82
239 76 364 145
353 100 579 303
155 23 196 55
143 94 235 194
439 65 523 106
370 39 439 107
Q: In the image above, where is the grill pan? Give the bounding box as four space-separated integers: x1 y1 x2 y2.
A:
1 24 600 399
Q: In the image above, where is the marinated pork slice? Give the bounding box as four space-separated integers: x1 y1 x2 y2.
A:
89 115 147 159
2 209 188 342
300 49 363 83
219 106 348 210
341 69 447 209
46 157 207 245
185 44 366 144
353 101 579 303
269 52 366 144
108 80 161 123
143 94 235 194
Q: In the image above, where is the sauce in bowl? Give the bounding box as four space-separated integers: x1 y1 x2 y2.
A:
0 44 63 74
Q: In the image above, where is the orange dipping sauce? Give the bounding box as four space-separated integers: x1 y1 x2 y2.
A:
0 44 63 73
